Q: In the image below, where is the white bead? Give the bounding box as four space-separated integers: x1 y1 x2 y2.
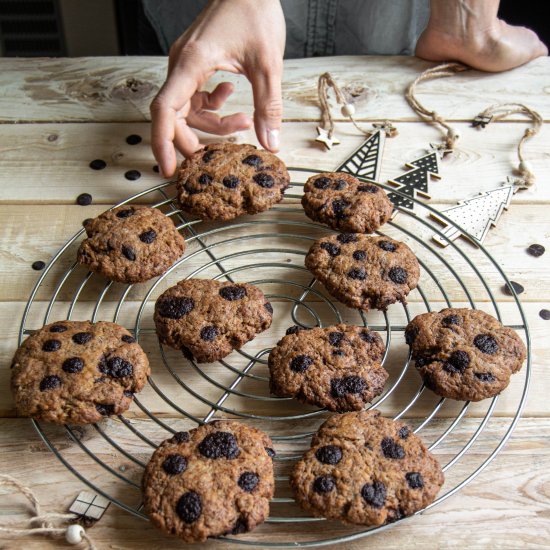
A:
447 129 460 141
341 103 355 117
65 524 85 545
519 160 533 173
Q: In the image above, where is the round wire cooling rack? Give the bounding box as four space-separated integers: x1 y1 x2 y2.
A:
19 168 531 547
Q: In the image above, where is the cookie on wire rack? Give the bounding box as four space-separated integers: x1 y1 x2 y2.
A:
177 142 290 221
268 324 388 412
302 172 394 233
405 308 527 401
78 205 186 284
142 420 275 543
290 410 444 526
11 320 150 424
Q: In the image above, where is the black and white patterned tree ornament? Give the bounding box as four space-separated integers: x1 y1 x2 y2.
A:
336 130 385 181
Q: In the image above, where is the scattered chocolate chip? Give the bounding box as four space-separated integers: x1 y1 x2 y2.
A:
198 173 212 185
200 325 219 341
347 267 366 280
314 177 331 190
76 193 92 206
378 240 397 252
527 244 545 257
540 309 550 320
157 297 195 319
443 350 470 374
315 445 342 465
39 375 61 391
32 261 46 271
223 175 240 188
202 149 216 163
49 324 67 333
414 355 432 368
238 472 259 492
332 199 350 219
72 332 93 345
357 184 379 193
184 182 200 195
503 281 524 295
96 403 115 416
333 179 347 190
331 376 367 397
359 331 377 343
337 233 357 244
198 431 240 459
138 230 157 244
265 447 276 458
82 218 92 227
99 356 133 378
285 325 303 335
176 491 202 523
122 334 136 344
442 315 461 326
313 475 335 494
123 390 134 398
242 154 262 168
219 286 246 301
162 454 188 475
116 208 134 219
352 250 367 261
404 326 418 345
398 426 410 439
474 334 499 354
173 431 190 443
475 372 496 382
264 302 273 315
42 339 61 352
290 355 313 373
361 481 386 508
320 242 341 257
253 172 274 188
152 165 159 173
389 267 408 284
124 170 141 181
89 159 106 170
62 357 84 373
381 437 405 459
121 245 136 261
328 331 344 346
126 134 142 145
229 518 249 535
405 472 424 489
332 349 345 357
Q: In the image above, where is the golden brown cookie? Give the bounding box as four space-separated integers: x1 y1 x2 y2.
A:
142 421 275 542
177 143 290 220
11 320 150 424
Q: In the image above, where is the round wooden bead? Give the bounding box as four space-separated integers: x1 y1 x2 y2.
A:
341 104 355 117
519 160 533 174
65 524 85 544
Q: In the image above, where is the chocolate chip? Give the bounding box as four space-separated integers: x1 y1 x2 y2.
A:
320 242 341 257
442 315 461 326
359 331 377 343
223 175 239 188
124 170 141 181
405 472 424 489
347 267 366 280
238 472 259 492
398 426 410 439
381 437 405 459
332 199 350 219
313 177 331 189
265 447 276 458
404 326 418 345
49 324 67 333
121 245 136 261
123 390 134 398
414 355 432 368
181 346 194 361
173 431 190 443
290 355 313 373
162 454 188 475
219 286 246 301
89 159 106 170
39 375 61 391
96 403 115 416
126 134 142 145
285 325 303 335
443 350 470 374
184 182 200 195
474 334 499 354
137 229 157 246
157 297 195 319
333 179 347 190
116 208 134 218
527 244 545 257
503 281 524 295
198 173 212 185
337 233 357 244
72 332 93 345
540 309 550 320
389 267 408 284
152 165 159 173
315 445 342 465
361 481 386 508
313 475 335 494
242 154 262 168
331 376 367 397
357 184 379 193
229 518 249 535
122 334 136 344
200 325 218 341
32 261 45 271
253 172 274 188
62 357 84 373
198 431 240 459
82 218 92 227
328 331 344 346
352 250 367 261
202 150 216 163
99 356 133 378
378 240 397 252
76 193 92 206
42 339 61 352
475 372 496 382
176 492 202 523
332 349 345 357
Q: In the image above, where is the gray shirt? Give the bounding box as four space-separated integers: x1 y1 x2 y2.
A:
142 0 430 58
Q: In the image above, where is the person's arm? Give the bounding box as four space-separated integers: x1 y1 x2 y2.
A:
416 0 547 72
150 0 286 177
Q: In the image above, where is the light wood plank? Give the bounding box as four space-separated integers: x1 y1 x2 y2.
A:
0 56 549 123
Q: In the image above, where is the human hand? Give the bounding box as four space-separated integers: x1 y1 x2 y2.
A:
150 0 286 178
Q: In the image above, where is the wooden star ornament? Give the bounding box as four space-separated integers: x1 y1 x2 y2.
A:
315 126 340 150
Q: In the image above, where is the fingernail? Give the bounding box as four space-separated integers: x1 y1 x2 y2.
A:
267 129 280 151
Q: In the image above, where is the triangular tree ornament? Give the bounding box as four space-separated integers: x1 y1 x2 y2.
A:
406 152 441 177
336 130 385 181
431 185 515 246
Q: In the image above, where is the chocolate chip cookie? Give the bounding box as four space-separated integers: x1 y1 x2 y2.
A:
405 308 527 401
290 410 444 526
177 143 290 221
154 279 273 363
305 234 420 310
142 421 275 542
11 321 150 424
302 172 393 233
268 324 388 412
78 205 186 284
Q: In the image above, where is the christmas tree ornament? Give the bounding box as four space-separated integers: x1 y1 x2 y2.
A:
336 129 385 181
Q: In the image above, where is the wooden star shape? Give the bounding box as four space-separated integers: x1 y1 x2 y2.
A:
429 142 453 159
315 126 340 150
372 120 398 137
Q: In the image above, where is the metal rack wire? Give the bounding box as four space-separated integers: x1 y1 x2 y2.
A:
19 169 531 547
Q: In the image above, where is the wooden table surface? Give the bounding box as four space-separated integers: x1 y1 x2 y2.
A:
0 56 549 550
